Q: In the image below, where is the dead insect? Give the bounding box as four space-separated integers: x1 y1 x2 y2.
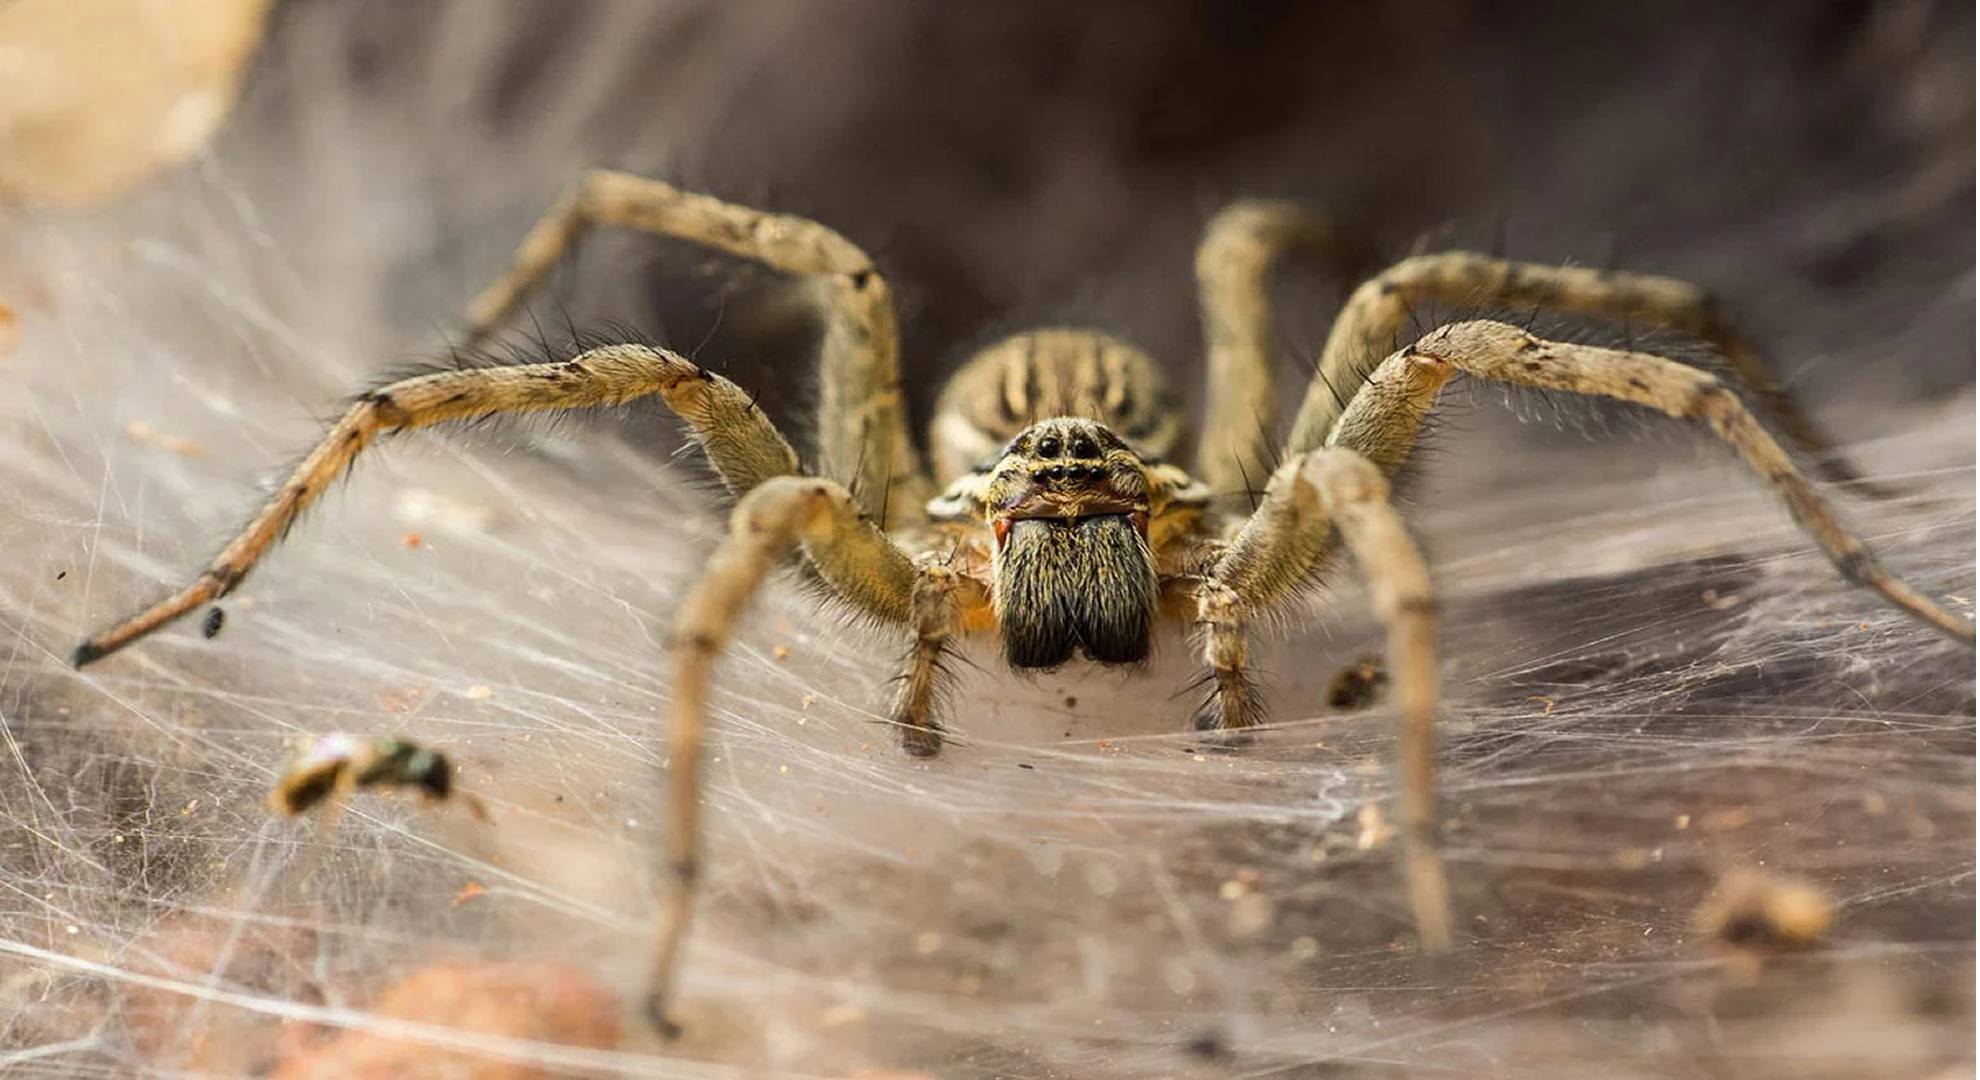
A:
200 606 225 639
1693 867 1836 974
270 734 485 820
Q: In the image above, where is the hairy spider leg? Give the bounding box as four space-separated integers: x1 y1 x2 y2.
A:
650 475 915 1037
461 170 930 525
1286 252 1891 494
1192 200 1377 500
1199 350 1453 951
1372 320 1973 643
71 344 802 664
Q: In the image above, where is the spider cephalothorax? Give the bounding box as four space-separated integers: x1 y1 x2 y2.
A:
926 411 1211 670
70 173 1975 1037
984 417 1155 530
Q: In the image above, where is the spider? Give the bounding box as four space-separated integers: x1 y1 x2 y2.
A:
70 172 1974 1035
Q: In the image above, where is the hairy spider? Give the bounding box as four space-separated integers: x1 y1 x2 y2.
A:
71 172 1975 1035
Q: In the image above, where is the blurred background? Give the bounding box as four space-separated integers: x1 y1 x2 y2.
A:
248 0 1979 436
1 1 1973 1077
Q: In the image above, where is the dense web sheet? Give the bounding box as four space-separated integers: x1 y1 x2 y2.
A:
2 5 1975 1078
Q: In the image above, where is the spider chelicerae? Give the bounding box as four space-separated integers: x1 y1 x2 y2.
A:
71 171 1975 1035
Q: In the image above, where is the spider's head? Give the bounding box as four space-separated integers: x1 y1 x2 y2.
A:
983 417 1153 531
982 417 1160 671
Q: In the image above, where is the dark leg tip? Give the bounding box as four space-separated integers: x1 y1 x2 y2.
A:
644 993 682 1040
70 640 105 668
1411 942 1456 984
900 725 944 759
1191 716 1256 753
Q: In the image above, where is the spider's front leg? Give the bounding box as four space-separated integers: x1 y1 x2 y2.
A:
72 344 801 665
1195 445 1452 952
650 475 917 1036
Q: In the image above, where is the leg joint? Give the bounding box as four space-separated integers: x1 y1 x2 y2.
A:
202 565 246 594
1396 595 1439 618
677 631 721 654
1194 580 1242 626
1684 379 1737 424
1830 548 1875 587
356 390 411 427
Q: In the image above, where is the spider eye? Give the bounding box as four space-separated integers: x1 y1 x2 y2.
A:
1071 435 1099 458
1036 435 1062 458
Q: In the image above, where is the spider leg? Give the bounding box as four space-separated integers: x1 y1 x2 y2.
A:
1286 252 1885 493
1198 447 1450 950
71 344 805 666
1190 579 1267 738
648 475 915 1036
890 560 984 757
1369 319 1975 643
1193 201 1373 499
462 170 931 525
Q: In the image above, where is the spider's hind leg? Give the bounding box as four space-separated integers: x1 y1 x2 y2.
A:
461 170 931 526
1192 200 1375 499
1286 252 1885 493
